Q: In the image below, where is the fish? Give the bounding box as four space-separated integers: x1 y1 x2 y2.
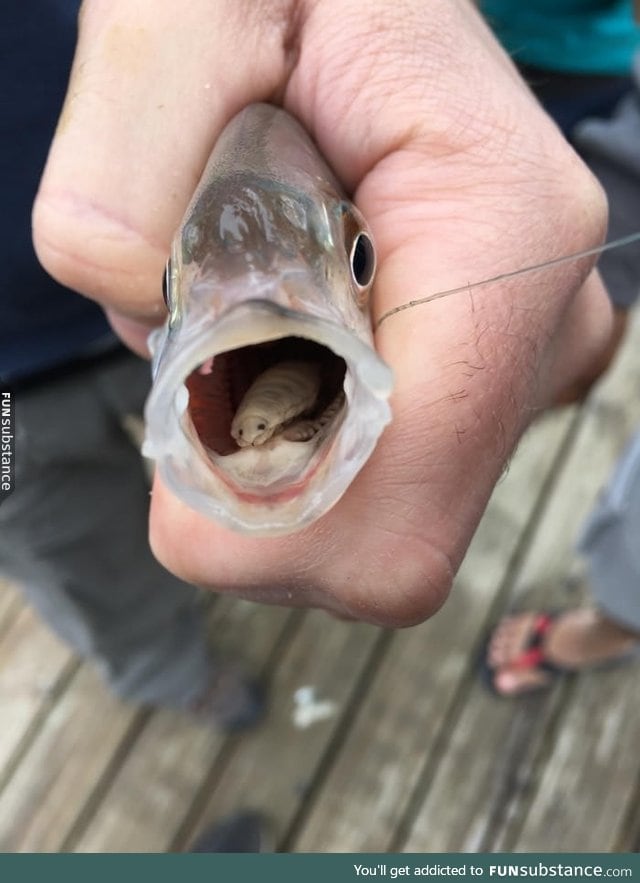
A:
143 103 393 537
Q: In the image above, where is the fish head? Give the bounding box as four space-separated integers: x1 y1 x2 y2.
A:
144 104 393 536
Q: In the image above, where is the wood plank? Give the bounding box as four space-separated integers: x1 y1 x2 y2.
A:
292 408 574 852
615 767 640 851
512 665 640 851
70 709 225 853
403 314 640 853
589 306 640 416
0 665 138 852
0 605 74 784
72 597 294 852
180 610 382 851
401 674 566 852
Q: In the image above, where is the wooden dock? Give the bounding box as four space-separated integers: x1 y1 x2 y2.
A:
1 310 640 853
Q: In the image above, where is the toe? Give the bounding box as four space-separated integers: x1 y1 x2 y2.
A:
487 616 519 667
487 613 539 669
493 666 551 697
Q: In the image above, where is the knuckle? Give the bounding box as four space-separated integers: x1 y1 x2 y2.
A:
32 189 166 320
346 539 454 628
546 144 609 249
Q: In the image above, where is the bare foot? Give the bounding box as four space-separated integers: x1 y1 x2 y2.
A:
487 608 638 697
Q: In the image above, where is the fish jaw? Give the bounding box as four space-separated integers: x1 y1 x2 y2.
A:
144 298 393 536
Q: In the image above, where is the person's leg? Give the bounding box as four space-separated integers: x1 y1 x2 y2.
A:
1 357 261 726
486 430 640 696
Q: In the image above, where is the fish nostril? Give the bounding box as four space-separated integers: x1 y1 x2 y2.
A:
238 428 243 437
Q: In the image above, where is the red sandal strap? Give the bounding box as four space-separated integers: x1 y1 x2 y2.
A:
510 613 555 671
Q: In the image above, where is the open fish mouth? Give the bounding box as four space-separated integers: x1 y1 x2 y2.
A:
144 296 392 536
185 334 347 494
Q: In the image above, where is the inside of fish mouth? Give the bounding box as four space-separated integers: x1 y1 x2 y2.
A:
184 336 347 457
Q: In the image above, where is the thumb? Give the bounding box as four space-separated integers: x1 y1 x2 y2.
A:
32 0 291 328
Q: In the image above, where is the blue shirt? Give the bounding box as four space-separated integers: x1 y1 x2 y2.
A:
0 0 117 384
481 0 640 74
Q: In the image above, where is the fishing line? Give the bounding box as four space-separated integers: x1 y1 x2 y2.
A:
374 230 640 330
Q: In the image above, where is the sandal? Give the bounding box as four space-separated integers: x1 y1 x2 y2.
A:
479 611 567 698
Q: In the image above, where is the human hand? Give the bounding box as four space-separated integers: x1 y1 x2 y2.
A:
33 0 611 625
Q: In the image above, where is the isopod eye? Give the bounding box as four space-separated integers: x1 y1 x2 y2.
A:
162 260 172 310
350 232 376 288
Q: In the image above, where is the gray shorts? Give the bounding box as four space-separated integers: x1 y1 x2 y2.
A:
578 429 640 633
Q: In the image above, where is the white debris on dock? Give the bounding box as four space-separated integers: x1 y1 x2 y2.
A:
292 686 337 729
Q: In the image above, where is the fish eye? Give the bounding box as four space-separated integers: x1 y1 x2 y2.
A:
162 260 172 310
257 422 266 431
350 232 376 288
